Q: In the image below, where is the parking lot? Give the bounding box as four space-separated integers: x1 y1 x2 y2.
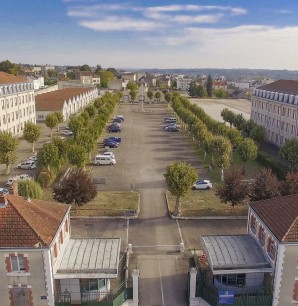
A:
72 103 247 306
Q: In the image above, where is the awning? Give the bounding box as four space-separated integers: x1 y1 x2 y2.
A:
54 238 121 279
201 235 273 275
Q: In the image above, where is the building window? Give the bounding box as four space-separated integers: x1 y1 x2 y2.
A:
267 238 276 260
88 279 106 291
214 274 245 287
10 255 26 271
11 287 30 306
258 226 265 246
250 215 257 234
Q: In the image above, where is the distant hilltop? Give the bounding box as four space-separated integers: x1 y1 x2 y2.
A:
123 68 298 81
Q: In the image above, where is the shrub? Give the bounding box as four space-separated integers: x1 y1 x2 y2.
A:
257 151 287 179
18 179 43 199
37 170 57 187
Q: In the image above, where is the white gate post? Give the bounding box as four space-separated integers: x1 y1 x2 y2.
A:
189 267 197 299
132 269 139 303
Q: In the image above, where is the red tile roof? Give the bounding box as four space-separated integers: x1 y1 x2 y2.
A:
35 87 95 111
250 194 298 242
258 80 298 95
0 71 27 84
0 195 70 248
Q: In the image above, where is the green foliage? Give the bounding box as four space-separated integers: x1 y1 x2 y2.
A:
154 91 162 102
210 135 232 169
37 143 59 171
206 75 213 97
79 64 92 72
18 179 43 199
164 161 198 216
250 125 267 145
67 143 88 169
94 65 102 75
85 105 96 118
53 170 97 208
66 72 75 80
250 168 281 201
279 138 298 170
76 132 95 155
23 122 41 152
0 60 20 75
237 138 258 174
213 88 229 98
68 116 83 139
127 81 138 91
216 167 249 206
44 79 57 86
257 151 287 179
46 69 57 78
45 113 59 137
164 92 173 103
147 89 154 101
99 70 114 87
188 80 206 98
129 90 137 102
37 170 56 188
54 111 63 124
52 136 68 162
0 131 19 174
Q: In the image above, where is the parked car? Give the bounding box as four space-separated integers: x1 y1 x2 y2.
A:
0 188 9 195
113 117 122 123
27 153 37 162
164 117 177 123
108 125 121 133
102 151 115 159
103 140 119 148
192 179 213 190
165 126 179 132
17 161 36 170
164 123 177 130
93 155 116 165
114 115 124 122
6 174 30 187
61 129 73 136
104 137 121 143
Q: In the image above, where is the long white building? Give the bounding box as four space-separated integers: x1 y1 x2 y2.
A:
251 80 298 147
0 72 36 136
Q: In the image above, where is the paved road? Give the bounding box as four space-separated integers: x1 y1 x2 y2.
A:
72 103 247 306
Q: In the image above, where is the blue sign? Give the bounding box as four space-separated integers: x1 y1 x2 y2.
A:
218 290 235 304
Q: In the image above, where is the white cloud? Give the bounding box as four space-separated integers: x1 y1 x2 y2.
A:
173 14 223 24
80 17 164 31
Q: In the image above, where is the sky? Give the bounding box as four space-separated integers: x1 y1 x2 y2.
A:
1 0 298 70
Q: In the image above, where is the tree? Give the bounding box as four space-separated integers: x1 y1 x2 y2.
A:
129 90 137 103
94 65 102 75
54 111 64 131
216 167 249 207
237 138 258 174
164 161 198 216
76 132 95 161
67 144 88 170
18 179 43 199
99 70 114 88
0 131 19 174
68 116 83 140
250 168 281 201
0 60 20 75
154 91 162 102
164 92 173 104
85 105 96 118
281 171 298 195
206 75 213 97
37 143 59 171
147 89 154 103
126 81 138 91
66 72 75 80
249 125 267 146
53 170 97 212
279 139 298 170
52 136 68 162
23 122 41 152
188 80 197 97
46 69 57 78
45 113 58 137
79 64 92 72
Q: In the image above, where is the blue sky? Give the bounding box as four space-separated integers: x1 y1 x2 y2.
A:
1 0 298 69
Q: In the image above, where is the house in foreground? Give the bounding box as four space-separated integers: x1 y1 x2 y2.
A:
190 194 298 306
0 184 132 306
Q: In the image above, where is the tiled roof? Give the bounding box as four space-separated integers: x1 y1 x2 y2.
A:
258 80 298 95
0 195 70 248
35 87 94 111
0 71 27 84
250 194 298 242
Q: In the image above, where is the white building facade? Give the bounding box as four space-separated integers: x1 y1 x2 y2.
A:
176 77 193 91
251 80 298 147
0 72 36 136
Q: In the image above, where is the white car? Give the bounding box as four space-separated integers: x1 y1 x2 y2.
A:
102 151 115 159
6 174 30 187
27 153 37 162
17 161 36 170
0 188 9 195
192 179 213 190
61 129 73 136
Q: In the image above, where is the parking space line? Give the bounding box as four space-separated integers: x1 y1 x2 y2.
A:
126 219 129 247
158 255 165 306
176 220 184 245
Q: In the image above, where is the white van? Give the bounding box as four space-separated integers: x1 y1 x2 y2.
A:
93 155 116 166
